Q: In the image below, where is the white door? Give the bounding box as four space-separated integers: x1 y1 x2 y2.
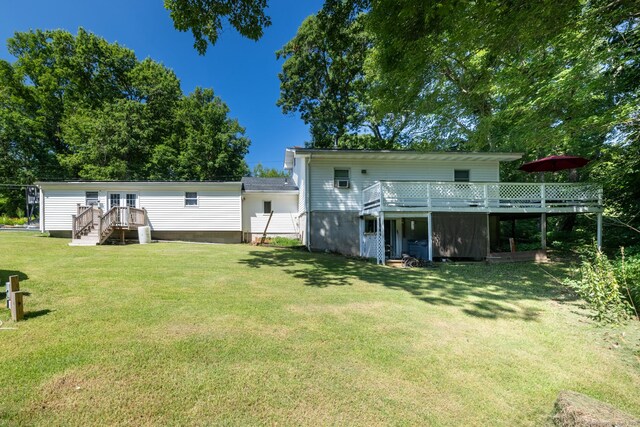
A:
108 193 138 209
108 193 138 224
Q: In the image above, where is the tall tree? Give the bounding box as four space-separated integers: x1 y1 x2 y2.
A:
170 88 250 181
0 29 251 214
164 0 271 54
277 0 412 148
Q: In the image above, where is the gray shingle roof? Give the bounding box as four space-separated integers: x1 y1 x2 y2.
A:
241 177 298 192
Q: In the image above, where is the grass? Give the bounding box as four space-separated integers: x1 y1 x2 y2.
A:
1 232 639 426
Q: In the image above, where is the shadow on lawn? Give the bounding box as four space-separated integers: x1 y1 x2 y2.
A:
239 249 578 321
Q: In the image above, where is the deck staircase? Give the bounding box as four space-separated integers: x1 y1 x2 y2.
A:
70 205 147 246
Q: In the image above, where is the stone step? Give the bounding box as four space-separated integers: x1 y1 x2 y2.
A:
69 240 99 246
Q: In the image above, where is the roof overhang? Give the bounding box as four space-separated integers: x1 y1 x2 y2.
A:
243 190 299 195
35 181 243 191
286 148 523 163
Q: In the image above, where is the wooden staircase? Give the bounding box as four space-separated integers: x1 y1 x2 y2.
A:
70 205 147 246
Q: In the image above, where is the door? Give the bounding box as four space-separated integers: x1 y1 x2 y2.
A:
108 193 138 224
108 193 138 209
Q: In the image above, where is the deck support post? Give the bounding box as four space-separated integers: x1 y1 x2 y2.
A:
379 212 385 265
427 212 433 262
541 213 547 250
486 214 491 260
596 212 603 251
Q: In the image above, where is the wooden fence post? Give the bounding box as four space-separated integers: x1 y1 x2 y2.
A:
6 275 19 309
11 291 24 321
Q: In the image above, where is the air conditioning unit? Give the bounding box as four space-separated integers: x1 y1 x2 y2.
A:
336 179 350 189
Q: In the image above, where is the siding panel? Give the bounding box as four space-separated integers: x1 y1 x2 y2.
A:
242 193 298 235
42 186 242 232
309 159 500 211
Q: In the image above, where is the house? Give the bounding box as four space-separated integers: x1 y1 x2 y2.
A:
240 177 299 242
283 148 603 264
37 148 603 262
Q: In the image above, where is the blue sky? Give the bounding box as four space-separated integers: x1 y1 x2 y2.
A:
0 0 324 171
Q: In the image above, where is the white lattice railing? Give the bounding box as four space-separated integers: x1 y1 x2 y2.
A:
362 181 602 212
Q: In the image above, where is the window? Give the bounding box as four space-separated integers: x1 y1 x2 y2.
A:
85 191 99 206
185 192 198 206
263 200 272 214
454 169 470 182
365 219 378 234
334 169 350 188
126 193 137 208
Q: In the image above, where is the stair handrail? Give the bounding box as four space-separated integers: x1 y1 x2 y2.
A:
99 206 120 243
72 205 94 239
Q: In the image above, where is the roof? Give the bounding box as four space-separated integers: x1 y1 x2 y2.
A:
240 177 298 192
36 181 242 190
284 148 523 169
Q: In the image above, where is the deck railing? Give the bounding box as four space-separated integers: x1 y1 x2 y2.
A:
362 181 603 212
72 205 95 239
99 206 147 243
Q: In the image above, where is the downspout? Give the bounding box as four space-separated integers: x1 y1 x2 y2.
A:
305 155 311 251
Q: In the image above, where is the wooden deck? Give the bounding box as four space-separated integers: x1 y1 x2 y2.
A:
362 181 603 215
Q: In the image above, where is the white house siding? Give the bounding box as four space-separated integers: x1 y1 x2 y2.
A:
141 190 241 231
39 183 242 233
242 192 299 240
292 157 306 214
308 158 500 212
42 190 86 230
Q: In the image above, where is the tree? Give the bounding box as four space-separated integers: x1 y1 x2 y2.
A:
0 29 251 214
251 163 288 177
164 0 271 54
277 0 413 148
170 88 250 181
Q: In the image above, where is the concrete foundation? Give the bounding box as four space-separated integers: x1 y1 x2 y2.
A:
309 211 360 256
151 231 242 243
52 229 242 243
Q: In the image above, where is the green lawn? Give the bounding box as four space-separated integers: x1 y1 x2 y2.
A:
1 232 639 426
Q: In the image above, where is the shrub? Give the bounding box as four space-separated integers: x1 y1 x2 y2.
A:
0 216 28 226
615 248 640 321
266 237 302 247
565 247 632 323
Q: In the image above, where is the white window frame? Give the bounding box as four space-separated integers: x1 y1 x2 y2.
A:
185 192 199 207
85 191 99 206
334 168 351 189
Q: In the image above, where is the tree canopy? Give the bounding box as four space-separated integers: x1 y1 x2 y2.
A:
0 28 249 214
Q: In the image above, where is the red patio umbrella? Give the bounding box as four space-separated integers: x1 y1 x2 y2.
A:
519 155 590 173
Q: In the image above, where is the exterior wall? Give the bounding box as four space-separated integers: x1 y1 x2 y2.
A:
48 229 241 243
242 192 299 241
308 158 500 212
292 157 306 214
298 212 308 245
42 190 86 231
432 213 488 259
309 211 360 256
150 231 241 243
40 184 242 233
141 190 240 231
